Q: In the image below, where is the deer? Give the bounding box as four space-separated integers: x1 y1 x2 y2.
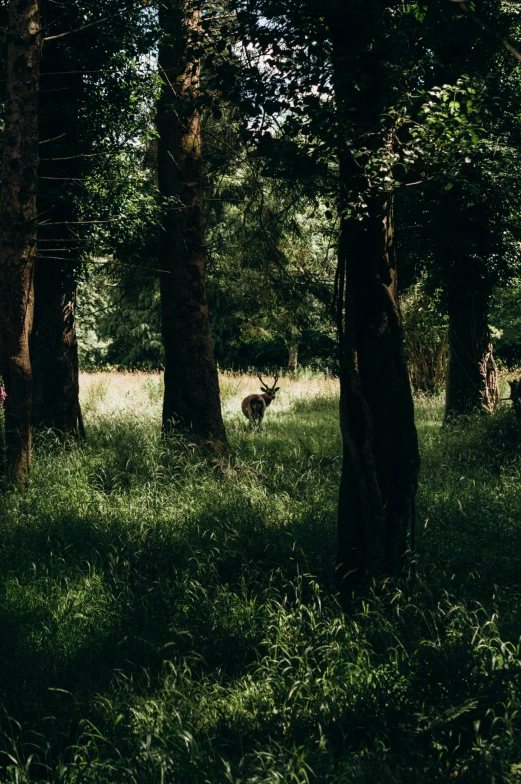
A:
242 373 280 425
506 379 521 420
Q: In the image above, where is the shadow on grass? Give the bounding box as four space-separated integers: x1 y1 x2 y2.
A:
416 406 521 629
0 403 340 760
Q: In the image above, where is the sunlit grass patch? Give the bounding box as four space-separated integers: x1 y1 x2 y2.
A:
81 370 163 422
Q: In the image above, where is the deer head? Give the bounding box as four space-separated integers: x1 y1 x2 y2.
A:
258 372 280 402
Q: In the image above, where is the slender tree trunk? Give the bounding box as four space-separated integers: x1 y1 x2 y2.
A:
287 332 298 371
445 289 498 420
0 0 41 486
157 0 228 449
32 29 84 437
329 5 420 593
484 344 499 411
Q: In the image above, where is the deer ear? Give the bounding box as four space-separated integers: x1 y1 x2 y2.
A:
273 387 280 392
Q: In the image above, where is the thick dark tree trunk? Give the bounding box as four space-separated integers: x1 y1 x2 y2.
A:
0 0 41 486
31 262 84 437
328 4 420 592
32 27 83 437
445 290 498 420
337 196 420 591
157 0 228 449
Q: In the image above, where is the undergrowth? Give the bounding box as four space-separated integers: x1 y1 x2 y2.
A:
0 373 520 782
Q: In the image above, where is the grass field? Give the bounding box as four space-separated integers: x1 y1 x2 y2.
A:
0 371 520 782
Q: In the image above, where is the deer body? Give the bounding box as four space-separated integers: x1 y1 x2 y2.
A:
508 379 521 420
242 374 280 425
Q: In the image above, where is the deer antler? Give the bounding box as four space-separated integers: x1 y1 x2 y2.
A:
271 372 279 390
258 373 269 389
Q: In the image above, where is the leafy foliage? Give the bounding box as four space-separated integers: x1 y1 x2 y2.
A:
204 139 338 369
490 280 521 368
77 270 163 370
402 282 448 394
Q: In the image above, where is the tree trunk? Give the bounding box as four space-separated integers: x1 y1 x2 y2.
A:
328 4 420 592
484 344 499 411
337 196 420 592
287 333 298 371
31 262 84 437
157 0 228 450
445 290 497 420
32 26 84 437
0 0 41 486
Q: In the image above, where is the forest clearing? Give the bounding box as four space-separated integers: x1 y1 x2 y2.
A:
0 371 520 781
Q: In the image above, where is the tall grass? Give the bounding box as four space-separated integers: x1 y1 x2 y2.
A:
0 371 520 782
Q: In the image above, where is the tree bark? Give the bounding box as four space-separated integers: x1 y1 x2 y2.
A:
484 344 499 411
0 0 41 486
157 0 228 449
31 261 84 437
337 196 420 592
445 290 498 420
287 332 298 371
32 37 84 438
329 4 420 593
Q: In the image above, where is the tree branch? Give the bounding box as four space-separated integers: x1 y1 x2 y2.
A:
44 16 110 42
450 0 521 62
